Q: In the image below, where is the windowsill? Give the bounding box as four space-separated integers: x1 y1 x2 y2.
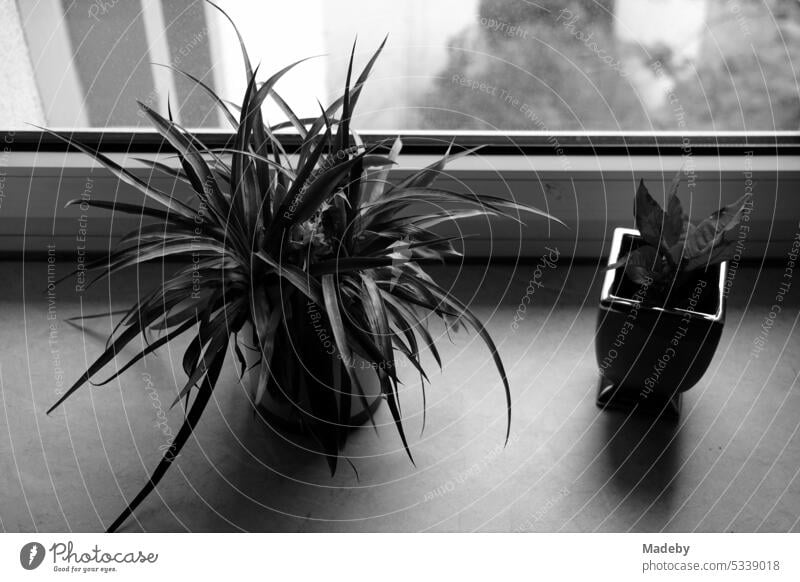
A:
2 261 797 532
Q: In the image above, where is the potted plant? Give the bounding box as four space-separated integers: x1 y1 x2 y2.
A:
44 6 559 532
596 173 751 418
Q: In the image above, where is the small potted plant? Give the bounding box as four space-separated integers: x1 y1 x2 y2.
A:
44 5 559 532
596 172 751 418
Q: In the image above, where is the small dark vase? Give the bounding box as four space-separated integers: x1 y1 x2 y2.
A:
242 298 383 436
595 228 727 419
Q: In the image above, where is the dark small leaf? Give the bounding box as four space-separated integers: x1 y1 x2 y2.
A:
684 193 751 261
622 246 658 286
634 179 667 248
664 170 685 247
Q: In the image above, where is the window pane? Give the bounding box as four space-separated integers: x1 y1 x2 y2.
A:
3 0 798 131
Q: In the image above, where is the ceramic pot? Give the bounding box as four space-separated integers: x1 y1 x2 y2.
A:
239 307 383 435
595 228 727 418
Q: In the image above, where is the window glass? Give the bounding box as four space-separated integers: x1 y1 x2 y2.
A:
3 0 798 132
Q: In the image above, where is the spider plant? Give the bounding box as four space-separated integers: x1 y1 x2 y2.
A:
45 3 559 532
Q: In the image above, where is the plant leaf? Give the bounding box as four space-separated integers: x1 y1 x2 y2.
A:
684 194 752 260
634 178 667 248
425 283 512 444
36 127 195 219
321 274 362 463
621 246 658 286
664 170 685 247
251 284 284 405
106 345 226 532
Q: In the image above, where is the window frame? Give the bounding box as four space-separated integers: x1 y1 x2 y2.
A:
3 130 799 156
2 129 797 261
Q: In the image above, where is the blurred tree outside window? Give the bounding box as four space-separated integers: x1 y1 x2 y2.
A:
1 0 796 132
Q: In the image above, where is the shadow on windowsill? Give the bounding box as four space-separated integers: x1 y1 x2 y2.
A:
598 405 684 525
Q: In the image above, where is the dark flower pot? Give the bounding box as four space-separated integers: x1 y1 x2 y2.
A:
595 228 727 419
240 303 383 437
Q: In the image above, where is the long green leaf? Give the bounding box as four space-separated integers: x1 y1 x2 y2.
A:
106 345 226 532
36 127 195 219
